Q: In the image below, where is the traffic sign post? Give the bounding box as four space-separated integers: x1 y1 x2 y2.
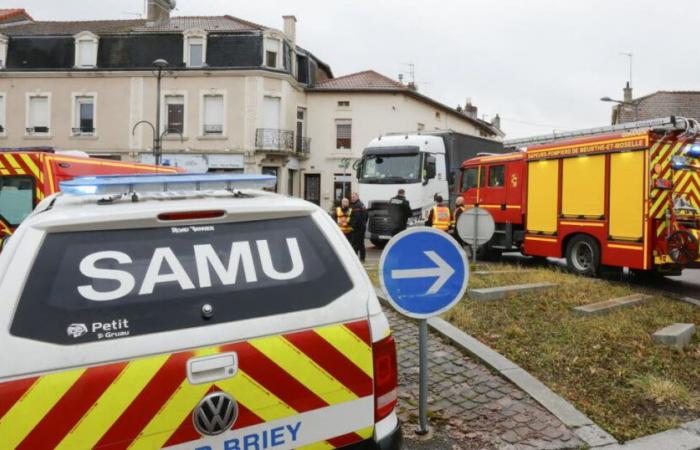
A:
379 227 469 435
456 207 496 263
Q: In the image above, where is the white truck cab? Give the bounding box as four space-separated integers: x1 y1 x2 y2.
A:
358 131 504 247
0 174 402 450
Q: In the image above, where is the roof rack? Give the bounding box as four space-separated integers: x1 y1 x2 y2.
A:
60 173 277 196
504 116 698 148
0 147 55 153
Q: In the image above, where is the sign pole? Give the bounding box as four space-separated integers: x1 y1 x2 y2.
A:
472 209 479 264
378 227 470 439
417 318 429 435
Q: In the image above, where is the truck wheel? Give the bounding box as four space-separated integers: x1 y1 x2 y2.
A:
566 235 600 277
370 238 387 249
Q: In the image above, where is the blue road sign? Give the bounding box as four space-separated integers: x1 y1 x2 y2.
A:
379 227 469 319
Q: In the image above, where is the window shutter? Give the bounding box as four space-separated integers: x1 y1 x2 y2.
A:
203 96 223 125
30 97 49 128
336 119 352 149
0 96 5 129
78 41 94 67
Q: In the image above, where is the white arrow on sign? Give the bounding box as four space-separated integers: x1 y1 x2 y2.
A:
390 251 455 295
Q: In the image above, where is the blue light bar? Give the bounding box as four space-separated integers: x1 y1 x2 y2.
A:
685 144 700 158
60 173 277 196
672 156 689 171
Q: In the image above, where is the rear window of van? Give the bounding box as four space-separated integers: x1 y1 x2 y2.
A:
11 216 353 345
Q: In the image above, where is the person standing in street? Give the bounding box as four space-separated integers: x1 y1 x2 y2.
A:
332 198 353 242
349 192 367 262
451 196 467 245
388 188 412 236
425 195 451 231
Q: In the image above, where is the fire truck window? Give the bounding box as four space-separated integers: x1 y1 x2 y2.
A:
462 167 478 190
0 176 34 227
488 165 505 187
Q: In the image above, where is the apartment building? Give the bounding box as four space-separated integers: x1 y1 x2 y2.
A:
0 1 501 210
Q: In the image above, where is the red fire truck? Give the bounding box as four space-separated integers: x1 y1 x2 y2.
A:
0 148 180 245
458 117 700 276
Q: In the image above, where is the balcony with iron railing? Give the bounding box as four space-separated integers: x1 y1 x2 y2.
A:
256 129 311 157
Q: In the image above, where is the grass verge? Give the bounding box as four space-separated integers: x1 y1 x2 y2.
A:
368 262 700 442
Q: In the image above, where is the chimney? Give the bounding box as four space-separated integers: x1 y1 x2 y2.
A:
491 114 501 130
623 81 633 103
147 0 174 23
464 99 478 119
283 15 297 44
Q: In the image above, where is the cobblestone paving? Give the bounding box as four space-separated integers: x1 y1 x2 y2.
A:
385 308 584 450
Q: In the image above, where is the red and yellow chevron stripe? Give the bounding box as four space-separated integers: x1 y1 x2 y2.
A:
650 140 700 238
0 320 375 449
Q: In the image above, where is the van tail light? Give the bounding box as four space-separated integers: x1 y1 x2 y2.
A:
373 334 398 422
157 210 225 221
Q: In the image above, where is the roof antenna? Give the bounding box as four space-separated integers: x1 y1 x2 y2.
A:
619 52 633 87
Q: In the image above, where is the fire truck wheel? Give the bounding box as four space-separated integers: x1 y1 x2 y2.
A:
668 231 699 265
566 235 600 277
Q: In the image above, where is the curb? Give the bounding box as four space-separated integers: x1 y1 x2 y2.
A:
373 286 617 448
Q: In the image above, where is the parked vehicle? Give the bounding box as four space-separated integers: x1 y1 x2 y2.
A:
0 148 180 249
458 117 700 276
357 131 503 247
0 174 402 449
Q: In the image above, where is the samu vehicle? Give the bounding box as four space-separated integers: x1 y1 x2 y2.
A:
0 174 402 450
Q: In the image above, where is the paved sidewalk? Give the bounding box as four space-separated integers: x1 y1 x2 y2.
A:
386 307 584 449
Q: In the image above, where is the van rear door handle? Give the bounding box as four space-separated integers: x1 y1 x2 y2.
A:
187 352 238 385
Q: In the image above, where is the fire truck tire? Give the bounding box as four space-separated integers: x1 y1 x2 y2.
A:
566 234 600 277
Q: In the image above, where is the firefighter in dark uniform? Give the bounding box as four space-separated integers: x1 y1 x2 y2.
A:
425 195 451 231
349 192 367 262
333 198 353 242
388 188 412 236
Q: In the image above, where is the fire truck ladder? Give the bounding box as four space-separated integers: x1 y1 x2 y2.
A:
504 116 699 148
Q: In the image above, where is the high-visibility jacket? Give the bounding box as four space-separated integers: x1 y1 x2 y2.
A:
451 205 467 228
336 207 353 234
432 205 451 231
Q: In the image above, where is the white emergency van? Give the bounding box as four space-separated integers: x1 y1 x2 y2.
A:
0 174 402 450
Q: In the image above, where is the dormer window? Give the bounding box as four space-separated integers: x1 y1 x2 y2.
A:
0 35 7 69
264 37 281 69
74 31 98 69
183 29 207 68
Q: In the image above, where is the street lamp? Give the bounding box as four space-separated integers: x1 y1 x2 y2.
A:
600 96 640 122
132 59 182 167
152 59 169 166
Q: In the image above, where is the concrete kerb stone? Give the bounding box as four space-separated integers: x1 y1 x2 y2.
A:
680 297 700 308
598 428 700 450
467 282 557 301
651 323 697 350
572 294 652 317
373 285 618 448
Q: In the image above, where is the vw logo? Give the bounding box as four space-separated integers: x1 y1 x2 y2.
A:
193 392 238 436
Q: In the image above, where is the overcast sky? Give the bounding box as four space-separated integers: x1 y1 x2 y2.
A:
11 0 700 137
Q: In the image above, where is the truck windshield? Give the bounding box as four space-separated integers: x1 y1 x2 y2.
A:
0 176 34 226
359 153 422 184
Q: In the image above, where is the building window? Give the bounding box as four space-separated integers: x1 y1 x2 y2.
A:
202 94 224 135
417 123 425 131
26 95 50 135
0 95 5 134
336 119 352 149
0 34 7 69
296 107 307 152
74 31 98 68
337 101 350 108
165 95 185 135
435 111 441 119
264 37 281 68
262 167 279 192
72 95 95 135
183 29 207 68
